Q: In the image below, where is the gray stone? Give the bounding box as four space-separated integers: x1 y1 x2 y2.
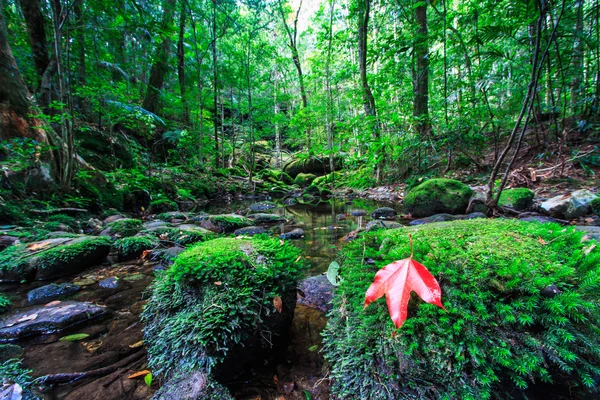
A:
410 213 457 226
197 214 250 233
98 277 127 290
297 275 334 313
143 220 169 229
279 228 305 240
350 210 367 217
0 301 106 340
153 371 233 400
234 226 266 236
247 213 286 224
574 226 600 242
249 201 279 212
466 212 487 219
365 220 403 232
371 207 398 220
540 190 597 220
27 283 81 305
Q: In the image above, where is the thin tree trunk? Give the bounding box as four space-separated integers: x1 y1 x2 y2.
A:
212 0 219 167
177 1 189 124
413 0 430 136
570 0 584 117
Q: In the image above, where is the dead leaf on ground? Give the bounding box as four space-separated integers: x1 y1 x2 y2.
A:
44 300 61 307
27 241 51 251
273 296 283 313
141 250 152 260
127 370 151 379
129 340 144 348
538 237 548 245
214 281 222 286
584 244 597 255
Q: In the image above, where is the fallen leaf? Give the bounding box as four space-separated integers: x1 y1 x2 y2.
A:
27 241 51 251
364 256 446 328
44 300 61 307
16 314 38 323
127 370 151 379
538 237 548 245
60 333 90 342
273 375 279 384
214 281 222 286
144 373 153 386
141 250 152 260
295 256 302 262
129 340 144 348
279 239 285 246
273 296 283 313
307 345 319 352
584 244 597 255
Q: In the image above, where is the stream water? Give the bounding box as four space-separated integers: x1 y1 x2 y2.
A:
0 197 398 400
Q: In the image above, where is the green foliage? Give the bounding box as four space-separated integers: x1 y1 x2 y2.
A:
0 293 11 313
591 197 600 216
142 237 302 378
323 219 600 399
149 199 178 214
0 357 37 399
114 235 159 260
142 226 214 246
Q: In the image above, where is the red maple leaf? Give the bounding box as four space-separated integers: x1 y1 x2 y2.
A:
364 235 446 328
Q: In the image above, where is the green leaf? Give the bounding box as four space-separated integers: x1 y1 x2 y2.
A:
308 344 319 352
59 333 90 342
144 372 153 387
327 261 341 286
302 390 312 400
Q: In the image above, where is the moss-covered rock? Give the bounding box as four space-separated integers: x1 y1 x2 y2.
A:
323 219 600 399
498 188 535 211
199 214 251 233
283 156 342 178
153 371 233 400
294 173 317 186
142 237 302 381
149 199 178 214
591 197 600 215
403 178 473 217
259 169 294 185
114 235 159 261
143 224 215 246
312 171 342 188
100 218 142 238
0 236 111 282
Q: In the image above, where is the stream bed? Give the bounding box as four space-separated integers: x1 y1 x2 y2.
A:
0 197 398 400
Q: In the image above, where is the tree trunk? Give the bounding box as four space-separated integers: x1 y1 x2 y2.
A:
73 0 85 86
142 0 175 114
413 0 430 137
357 0 380 181
177 1 189 124
17 0 50 81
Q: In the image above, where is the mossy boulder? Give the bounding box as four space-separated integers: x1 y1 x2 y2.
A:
114 235 159 261
149 199 178 214
294 173 317 186
198 214 251 233
0 236 111 282
100 218 143 238
143 225 214 246
259 169 294 185
283 156 342 178
247 213 287 224
403 178 473 217
153 371 233 400
498 188 535 211
142 237 302 382
312 171 342 188
323 219 600 399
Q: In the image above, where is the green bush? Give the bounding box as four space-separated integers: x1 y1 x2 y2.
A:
142 236 302 379
323 219 600 399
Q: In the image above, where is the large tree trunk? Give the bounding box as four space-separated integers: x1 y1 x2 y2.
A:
413 0 430 137
0 4 46 142
142 0 175 114
17 0 50 81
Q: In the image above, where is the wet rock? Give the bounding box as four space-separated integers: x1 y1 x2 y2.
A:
143 220 169 229
541 284 562 298
0 301 106 340
297 275 334 313
350 210 367 217
114 235 158 261
336 214 348 221
541 190 598 219
410 213 457 226
574 226 600 241
519 215 558 224
468 186 489 214
0 236 18 251
234 226 266 236
466 212 487 219
198 214 251 233
0 236 111 282
248 213 286 224
153 371 233 400
371 207 398 220
249 201 279 212
283 197 297 206
294 173 317 187
404 178 473 217
279 228 305 240
98 277 128 290
365 220 403 232
0 343 24 362
27 283 81 305
102 215 125 225
159 246 186 263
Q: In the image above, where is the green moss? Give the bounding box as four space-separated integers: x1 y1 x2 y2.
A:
46 214 80 229
498 188 535 211
591 197 600 215
294 173 317 186
149 199 178 214
0 202 28 225
323 219 600 399
156 212 188 221
104 218 142 237
142 237 302 378
207 214 251 232
0 228 51 243
114 235 159 261
259 169 294 185
312 171 342 188
0 293 10 313
143 226 214 246
403 178 473 217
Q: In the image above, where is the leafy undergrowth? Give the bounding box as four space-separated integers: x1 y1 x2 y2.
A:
323 219 600 400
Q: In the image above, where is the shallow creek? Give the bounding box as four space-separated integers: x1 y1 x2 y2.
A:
0 197 397 400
